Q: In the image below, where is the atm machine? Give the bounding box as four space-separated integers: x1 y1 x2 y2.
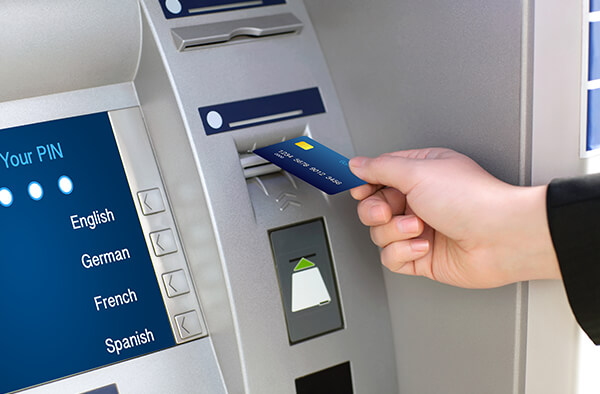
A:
4 1 597 394
0 1 396 393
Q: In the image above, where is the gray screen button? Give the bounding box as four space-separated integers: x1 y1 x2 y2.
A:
175 311 203 339
162 270 190 298
150 229 178 256
138 188 166 215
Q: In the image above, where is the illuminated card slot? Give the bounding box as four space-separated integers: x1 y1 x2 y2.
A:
188 0 263 14
229 110 303 129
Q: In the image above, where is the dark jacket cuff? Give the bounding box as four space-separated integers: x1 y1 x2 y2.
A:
547 174 600 345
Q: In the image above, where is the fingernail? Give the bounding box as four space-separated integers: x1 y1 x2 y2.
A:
349 157 366 168
369 205 385 222
397 216 419 233
410 239 429 253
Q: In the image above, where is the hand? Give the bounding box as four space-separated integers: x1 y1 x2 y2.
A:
349 148 561 289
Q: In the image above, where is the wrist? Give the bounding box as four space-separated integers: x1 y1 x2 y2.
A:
506 185 561 283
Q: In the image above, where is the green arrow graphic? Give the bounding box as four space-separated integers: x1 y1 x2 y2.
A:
294 257 316 272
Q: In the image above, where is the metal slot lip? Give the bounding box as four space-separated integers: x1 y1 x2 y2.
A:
171 13 303 51
242 163 281 179
240 153 270 169
240 152 281 178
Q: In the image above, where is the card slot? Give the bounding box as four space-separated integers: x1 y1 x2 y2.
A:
237 126 307 180
240 152 281 179
243 163 281 179
240 153 269 169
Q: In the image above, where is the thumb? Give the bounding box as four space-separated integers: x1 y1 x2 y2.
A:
349 155 422 194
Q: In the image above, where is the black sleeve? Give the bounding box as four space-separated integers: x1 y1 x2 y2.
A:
547 173 600 345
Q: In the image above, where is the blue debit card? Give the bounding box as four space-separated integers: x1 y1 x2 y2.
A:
253 136 367 194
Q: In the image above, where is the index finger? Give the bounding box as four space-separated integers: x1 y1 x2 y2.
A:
349 155 422 194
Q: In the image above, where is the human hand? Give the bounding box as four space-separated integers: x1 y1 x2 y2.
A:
349 148 560 289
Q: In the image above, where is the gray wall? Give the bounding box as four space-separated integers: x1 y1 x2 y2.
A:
304 1 528 392
0 0 140 103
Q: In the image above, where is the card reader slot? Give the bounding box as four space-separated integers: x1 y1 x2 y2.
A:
240 153 269 168
171 13 303 51
236 124 307 180
244 163 281 178
240 152 281 179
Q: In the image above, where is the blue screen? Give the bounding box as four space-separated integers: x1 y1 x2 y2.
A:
0 112 175 393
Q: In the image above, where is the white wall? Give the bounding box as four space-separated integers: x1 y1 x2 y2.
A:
528 0 600 393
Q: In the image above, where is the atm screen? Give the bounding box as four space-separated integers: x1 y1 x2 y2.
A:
0 113 175 393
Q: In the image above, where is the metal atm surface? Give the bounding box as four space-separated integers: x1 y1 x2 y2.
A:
136 0 397 392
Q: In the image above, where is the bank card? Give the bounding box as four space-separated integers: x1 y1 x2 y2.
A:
253 136 366 194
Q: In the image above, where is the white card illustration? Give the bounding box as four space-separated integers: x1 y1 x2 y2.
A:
291 258 331 312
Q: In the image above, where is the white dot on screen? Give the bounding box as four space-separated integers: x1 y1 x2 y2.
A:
0 187 13 207
58 175 73 195
206 111 223 129
28 182 43 201
165 0 182 14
